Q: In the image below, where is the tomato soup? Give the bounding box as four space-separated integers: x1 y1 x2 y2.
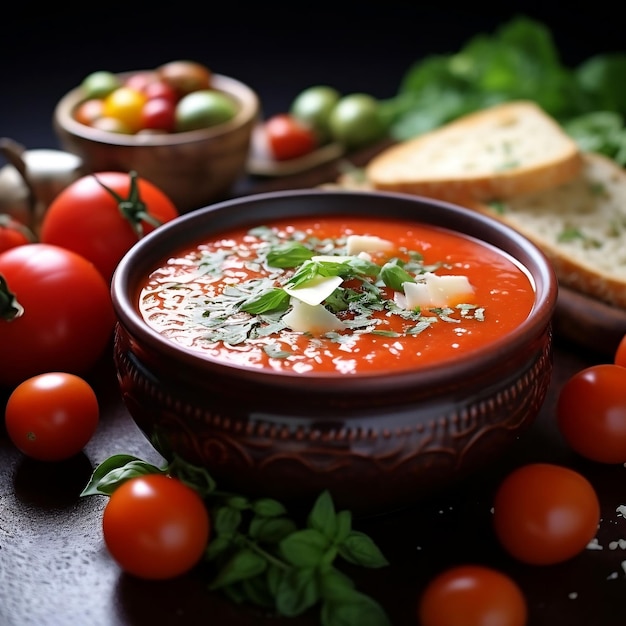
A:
138 215 535 375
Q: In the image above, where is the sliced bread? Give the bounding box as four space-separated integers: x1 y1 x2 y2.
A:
468 152 626 309
365 100 583 202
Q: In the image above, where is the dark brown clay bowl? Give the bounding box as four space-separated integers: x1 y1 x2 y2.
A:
111 189 557 515
53 73 259 213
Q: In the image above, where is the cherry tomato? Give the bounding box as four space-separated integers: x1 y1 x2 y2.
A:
103 474 210 580
557 363 626 463
492 463 600 565
142 80 179 105
124 70 159 93
290 85 340 143
615 334 626 368
0 214 35 253
40 171 179 283
0 243 115 388
157 60 212 96
264 113 318 161
328 93 385 149
80 70 121 99
140 97 176 132
175 90 237 132
73 98 105 127
418 564 527 626
5 372 99 461
102 86 148 133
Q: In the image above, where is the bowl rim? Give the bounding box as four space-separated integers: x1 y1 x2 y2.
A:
111 188 558 392
53 72 260 147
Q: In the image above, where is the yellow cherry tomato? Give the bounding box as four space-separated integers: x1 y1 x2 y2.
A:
102 86 148 133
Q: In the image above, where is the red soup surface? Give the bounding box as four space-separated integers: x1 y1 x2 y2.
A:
138 215 535 375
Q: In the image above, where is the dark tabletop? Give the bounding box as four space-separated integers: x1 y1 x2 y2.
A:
2 4 626 626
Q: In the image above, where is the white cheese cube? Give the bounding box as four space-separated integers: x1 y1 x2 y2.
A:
346 234 394 256
404 272 475 308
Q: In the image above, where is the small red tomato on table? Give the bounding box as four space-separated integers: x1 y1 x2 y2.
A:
263 113 318 161
5 372 99 461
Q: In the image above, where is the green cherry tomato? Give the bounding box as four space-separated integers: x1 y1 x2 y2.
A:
290 85 341 143
328 93 385 149
80 70 122 99
175 90 237 132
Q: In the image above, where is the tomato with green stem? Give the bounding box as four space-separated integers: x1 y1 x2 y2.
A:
0 243 115 388
418 564 527 626
5 372 99 461
492 463 600 565
102 474 210 580
557 363 626 463
40 171 179 283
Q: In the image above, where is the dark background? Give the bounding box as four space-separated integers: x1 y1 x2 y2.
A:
1 2 623 152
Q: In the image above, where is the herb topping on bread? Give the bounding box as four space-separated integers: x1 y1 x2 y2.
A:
365 100 583 202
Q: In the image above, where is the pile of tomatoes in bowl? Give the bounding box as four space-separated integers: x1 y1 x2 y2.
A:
72 60 238 135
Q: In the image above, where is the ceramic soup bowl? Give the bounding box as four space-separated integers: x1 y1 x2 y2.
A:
110 189 557 515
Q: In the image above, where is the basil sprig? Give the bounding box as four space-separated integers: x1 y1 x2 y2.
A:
82 454 391 625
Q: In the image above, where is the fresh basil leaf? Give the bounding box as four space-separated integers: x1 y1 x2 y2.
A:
338 531 389 568
320 590 392 626
266 242 315 268
240 287 290 314
250 496 284 516
249 517 298 543
80 455 164 496
280 528 330 567
379 261 415 291
275 567 319 617
213 505 243 536
307 490 338 540
209 548 267 589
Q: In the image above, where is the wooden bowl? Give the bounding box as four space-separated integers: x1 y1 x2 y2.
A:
110 189 558 515
53 73 259 213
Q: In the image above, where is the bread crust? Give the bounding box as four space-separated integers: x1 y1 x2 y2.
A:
366 101 583 202
468 153 626 309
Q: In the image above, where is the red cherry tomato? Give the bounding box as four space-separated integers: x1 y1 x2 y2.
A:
103 474 210 580
140 97 176 132
5 372 99 461
73 98 105 127
418 564 527 626
557 363 626 463
492 463 600 565
0 243 115 388
124 70 159 93
264 113 318 161
0 214 35 252
143 80 179 105
615 334 626 368
40 171 179 283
